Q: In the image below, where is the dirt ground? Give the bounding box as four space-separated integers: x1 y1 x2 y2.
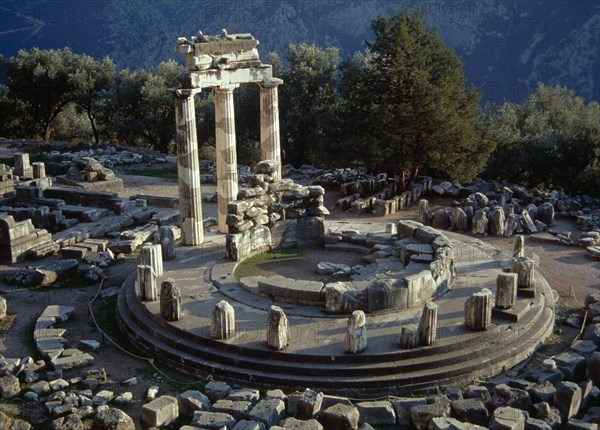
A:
0 173 598 427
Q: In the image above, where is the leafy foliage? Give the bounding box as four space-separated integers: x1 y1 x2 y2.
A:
270 44 340 166
2 48 114 141
341 12 492 189
485 83 600 194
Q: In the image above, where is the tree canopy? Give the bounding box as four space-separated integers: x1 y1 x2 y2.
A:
341 12 493 189
484 83 600 194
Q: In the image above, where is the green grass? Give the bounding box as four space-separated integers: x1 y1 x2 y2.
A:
120 165 178 181
234 248 302 279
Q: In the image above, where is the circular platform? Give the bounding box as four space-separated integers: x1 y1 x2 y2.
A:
117 222 555 397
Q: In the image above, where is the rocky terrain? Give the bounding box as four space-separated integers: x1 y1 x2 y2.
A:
0 139 598 429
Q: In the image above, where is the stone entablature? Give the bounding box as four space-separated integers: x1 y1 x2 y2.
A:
177 29 260 71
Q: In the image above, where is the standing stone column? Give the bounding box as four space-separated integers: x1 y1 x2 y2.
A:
137 244 163 278
513 235 525 258
511 257 536 288
496 273 518 309
32 162 46 179
174 88 204 245
259 79 283 180
266 305 290 350
465 288 492 330
215 83 240 233
345 310 367 354
160 279 181 321
211 300 235 339
154 226 176 261
418 302 438 346
418 199 430 225
136 265 157 301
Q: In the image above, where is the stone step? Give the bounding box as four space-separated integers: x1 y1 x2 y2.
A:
117 272 554 395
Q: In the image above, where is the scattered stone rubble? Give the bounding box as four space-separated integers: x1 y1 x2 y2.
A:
417 177 600 260
0 294 597 428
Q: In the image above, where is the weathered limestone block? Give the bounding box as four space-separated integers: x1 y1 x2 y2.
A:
136 265 157 301
192 411 236 429
405 270 437 307
325 282 360 314
588 352 600 385
521 210 538 234
0 297 6 319
248 399 286 427
465 288 492 331
432 209 451 230
227 225 271 261
496 273 518 309
473 192 489 209
410 401 451 430
93 408 135 430
160 279 181 321
554 381 582 421
357 401 397 425
319 403 359 430
367 279 407 311
471 211 488 235
450 398 489 426
266 306 289 350
290 388 323 419
0 375 20 398
345 310 367 354
489 207 506 236
141 395 179 427
279 417 323 430
418 199 431 225
398 220 423 239
537 202 554 226
504 215 519 237
211 300 235 339
177 390 211 416
137 243 163 277
32 161 46 179
451 207 468 231
418 302 437 346
489 406 526 430
511 257 536 288
154 226 176 261
513 235 525 258
399 327 419 349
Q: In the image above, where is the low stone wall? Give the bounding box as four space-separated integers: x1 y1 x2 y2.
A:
322 220 456 313
226 161 328 261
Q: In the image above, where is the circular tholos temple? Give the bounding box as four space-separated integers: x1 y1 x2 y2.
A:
118 220 555 397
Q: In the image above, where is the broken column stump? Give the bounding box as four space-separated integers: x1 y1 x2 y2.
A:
154 226 176 261
345 310 367 354
160 279 181 321
136 265 157 301
138 243 164 278
495 273 518 310
513 235 525 258
418 302 438 346
510 257 536 289
211 300 235 339
465 288 492 331
266 305 290 350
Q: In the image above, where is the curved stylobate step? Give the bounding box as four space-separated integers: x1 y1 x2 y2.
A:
117 262 555 396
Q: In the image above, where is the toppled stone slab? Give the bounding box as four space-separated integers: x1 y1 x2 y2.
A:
142 395 179 427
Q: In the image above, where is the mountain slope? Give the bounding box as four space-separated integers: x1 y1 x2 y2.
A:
0 0 598 103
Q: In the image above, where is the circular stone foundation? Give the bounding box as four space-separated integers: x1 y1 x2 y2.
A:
117 221 555 397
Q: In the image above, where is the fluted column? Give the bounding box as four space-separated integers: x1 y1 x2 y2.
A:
259 79 283 180
215 83 239 233
174 88 203 245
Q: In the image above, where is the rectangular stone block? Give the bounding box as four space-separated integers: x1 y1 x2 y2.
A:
142 395 179 427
